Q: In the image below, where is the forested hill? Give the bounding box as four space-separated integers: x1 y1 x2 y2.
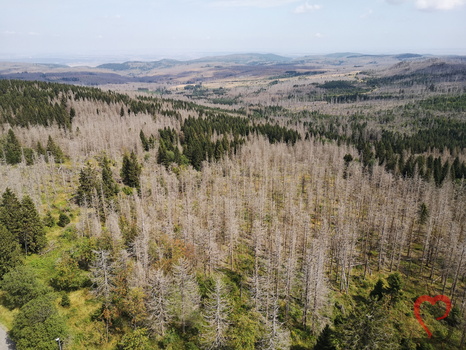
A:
0 79 465 350
0 80 299 169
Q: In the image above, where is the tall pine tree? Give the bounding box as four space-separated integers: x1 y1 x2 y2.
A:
19 196 46 254
0 224 22 278
314 325 336 350
4 129 22 165
76 163 99 206
46 135 65 163
101 156 118 201
0 188 22 239
121 151 142 192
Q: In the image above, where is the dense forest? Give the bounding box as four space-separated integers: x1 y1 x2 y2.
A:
0 77 465 350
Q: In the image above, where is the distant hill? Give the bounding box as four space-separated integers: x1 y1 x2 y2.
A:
193 53 293 64
97 53 293 72
395 53 423 60
97 59 181 71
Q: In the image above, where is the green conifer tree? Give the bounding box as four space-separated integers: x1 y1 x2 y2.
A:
369 279 385 301
0 224 22 278
0 188 22 239
46 135 65 163
76 163 99 206
314 325 336 350
19 196 46 254
140 130 150 152
121 151 142 192
101 157 118 201
4 129 22 165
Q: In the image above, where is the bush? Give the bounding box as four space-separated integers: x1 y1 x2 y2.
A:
118 328 151 350
10 294 67 350
50 254 88 291
0 265 48 309
43 211 55 227
60 293 71 308
57 213 70 227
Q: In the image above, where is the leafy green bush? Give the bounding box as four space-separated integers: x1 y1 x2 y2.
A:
43 211 55 227
0 265 48 309
50 254 88 291
60 293 71 308
57 213 70 227
118 328 152 350
10 294 67 350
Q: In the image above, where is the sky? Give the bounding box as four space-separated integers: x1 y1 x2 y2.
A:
1 0 466 62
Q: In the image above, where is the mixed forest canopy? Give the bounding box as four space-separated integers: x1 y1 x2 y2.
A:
0 55 465 350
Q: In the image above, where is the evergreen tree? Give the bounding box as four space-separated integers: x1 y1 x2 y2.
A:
0 224 22 278
46 135 65 163
157 140 168 167
386 273 403 301
418 203 429 225
343 154 353 164
19 196 46 254
70 107 76 122
57 213 71 227
76 163 99 206
314 325 336 350
43 211 55 227
337 299 397 349
0 188 22 239
369 279 385 300
4 129 22 165
36 141 46 160
121 151 141 192
140 130 150 152
101 156 118 201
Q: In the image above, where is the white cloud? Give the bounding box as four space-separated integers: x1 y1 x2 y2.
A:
28 32 40 36
415 0 466 10
294 2 322 13
210 0 300 8
385 0 465 10
314 32 324 38
3 30 16 35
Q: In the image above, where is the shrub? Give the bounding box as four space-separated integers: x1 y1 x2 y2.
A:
10 294 67 350
60 293 71 308
118 328 151 350
57 213 71 227
0 265 48 309
43 211 55 227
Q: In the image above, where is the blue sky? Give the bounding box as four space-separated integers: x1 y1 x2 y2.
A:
1 0 465 60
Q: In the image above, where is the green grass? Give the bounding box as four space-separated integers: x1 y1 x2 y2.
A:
0 298 17 329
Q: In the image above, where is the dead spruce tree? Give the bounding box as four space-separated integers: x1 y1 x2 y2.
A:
168 257 201 333
146 269 171 337
90 249 114 342
201 276 230 350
